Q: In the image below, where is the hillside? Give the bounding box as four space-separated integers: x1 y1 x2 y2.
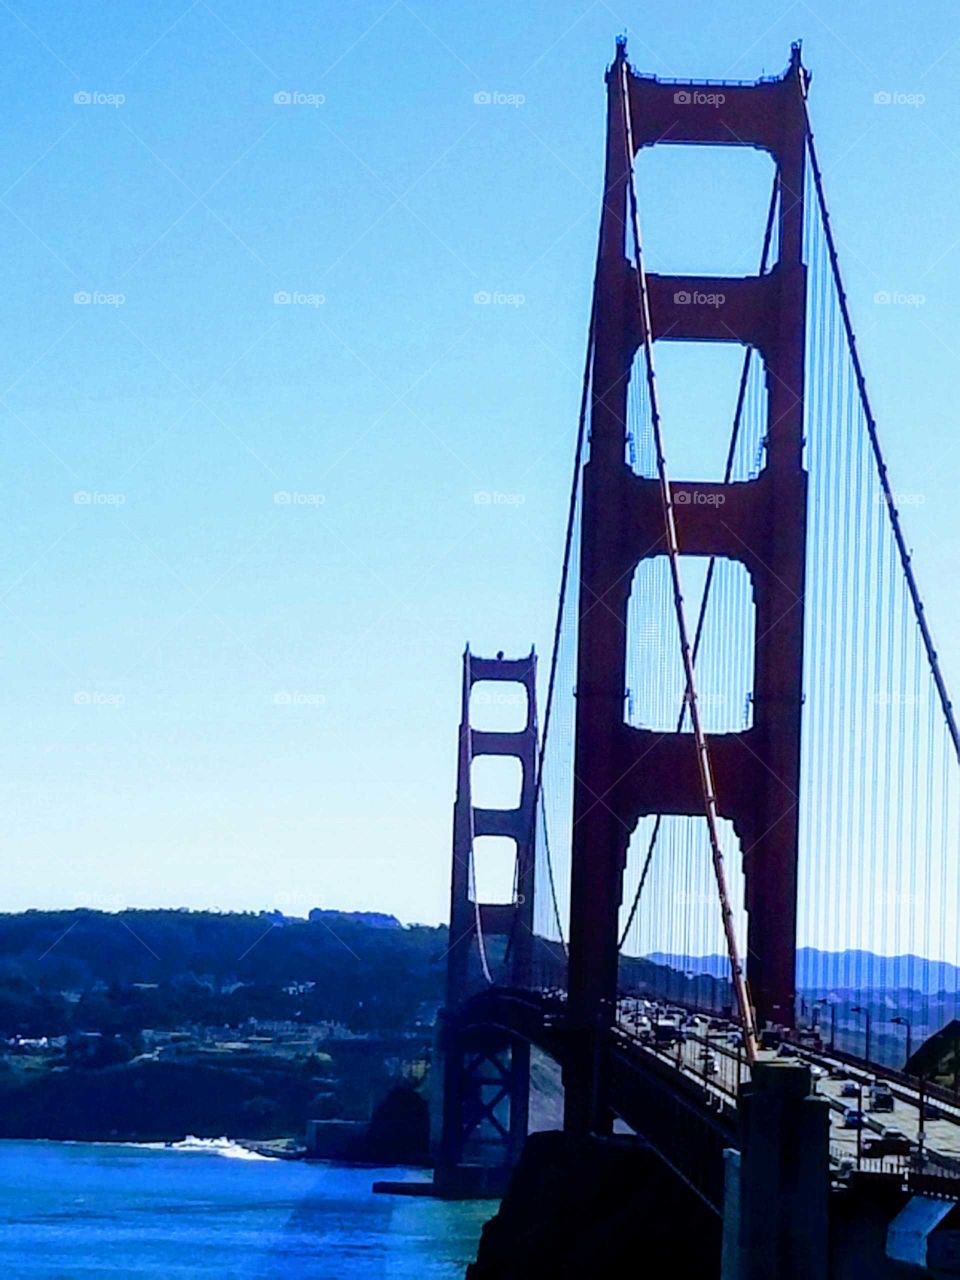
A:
0 908 446 1037
0 909 447 1145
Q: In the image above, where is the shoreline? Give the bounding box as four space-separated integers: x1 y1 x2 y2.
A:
0 1135 437 1171
1 1134 306 1161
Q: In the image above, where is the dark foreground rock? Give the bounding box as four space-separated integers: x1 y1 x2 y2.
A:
353 1082 429 1163
467 1130 721 1279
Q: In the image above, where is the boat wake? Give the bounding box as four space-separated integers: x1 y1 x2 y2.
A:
117 1136 271 1160
166 1136 270 1160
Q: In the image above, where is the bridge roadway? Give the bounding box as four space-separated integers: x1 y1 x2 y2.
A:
459 987 736 1207
458 987 960 1193
615 1001 960 1176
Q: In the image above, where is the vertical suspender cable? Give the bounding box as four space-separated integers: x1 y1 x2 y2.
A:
804 120 960 767
619 58 758 1061
465 653 494 985
618 175 778 951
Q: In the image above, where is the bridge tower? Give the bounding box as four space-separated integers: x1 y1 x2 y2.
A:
566 43 810 1134
436 646 537 1196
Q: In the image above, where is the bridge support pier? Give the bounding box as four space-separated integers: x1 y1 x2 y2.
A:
435 1022 529 1198
724 1061 829 1280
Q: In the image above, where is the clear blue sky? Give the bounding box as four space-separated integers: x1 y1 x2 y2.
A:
2 0 959 925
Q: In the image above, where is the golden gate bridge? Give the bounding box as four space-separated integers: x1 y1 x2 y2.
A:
419 40 960 1277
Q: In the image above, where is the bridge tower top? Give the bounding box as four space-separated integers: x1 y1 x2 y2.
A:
566 39 811 1134
446 646 537 1007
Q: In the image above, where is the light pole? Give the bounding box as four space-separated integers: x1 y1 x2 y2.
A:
891 1015 912 1071
814 997 838 1051
856 1079 864 1169
702 1035 709 1090
813 997 828 1042
852 1005 872 1064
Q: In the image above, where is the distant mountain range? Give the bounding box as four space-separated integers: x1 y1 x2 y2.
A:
645 949 960 995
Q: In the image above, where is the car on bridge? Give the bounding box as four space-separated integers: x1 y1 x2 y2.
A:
795 1028 823 1050
653 1022 684 1046
841 1081 860 1099
862 1128 911 1159
869 1084 895 1113
842 1108 866 1129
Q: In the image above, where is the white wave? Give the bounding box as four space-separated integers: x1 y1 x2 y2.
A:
166 1135 271 1160
9 1137 275 1161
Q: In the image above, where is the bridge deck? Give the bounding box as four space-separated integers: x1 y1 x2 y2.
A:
616 1002 960 1182
452 986 960 1205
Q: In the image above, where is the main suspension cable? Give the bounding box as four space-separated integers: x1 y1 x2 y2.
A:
527 226 602 958
619 56 758 1061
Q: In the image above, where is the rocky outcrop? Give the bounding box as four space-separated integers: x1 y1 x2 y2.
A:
467 1130 721 1279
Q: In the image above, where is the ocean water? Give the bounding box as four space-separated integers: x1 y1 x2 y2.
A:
0 1140 491 1278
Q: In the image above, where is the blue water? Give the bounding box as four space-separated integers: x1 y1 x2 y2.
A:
0 1141 490 1278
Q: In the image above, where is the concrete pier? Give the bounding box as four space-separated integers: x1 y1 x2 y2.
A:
733 1060 830 1280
